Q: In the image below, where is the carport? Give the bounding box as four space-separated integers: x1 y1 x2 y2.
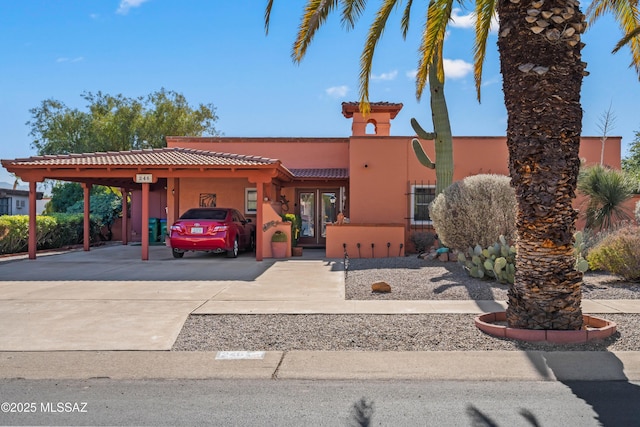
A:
1 148 293 261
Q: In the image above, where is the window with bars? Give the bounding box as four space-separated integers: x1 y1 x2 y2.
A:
410 184 436 225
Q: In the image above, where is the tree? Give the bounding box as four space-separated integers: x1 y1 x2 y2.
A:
622 131 640 187
596 104 617 166
28 88 220 155
267 0 640 330
44 182 86 214
46 182 123 240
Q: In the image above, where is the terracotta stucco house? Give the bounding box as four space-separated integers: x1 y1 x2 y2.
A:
1 102 631 261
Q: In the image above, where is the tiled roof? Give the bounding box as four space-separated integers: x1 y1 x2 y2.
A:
290 168 349 179
341 101 403 118
5 148 279 167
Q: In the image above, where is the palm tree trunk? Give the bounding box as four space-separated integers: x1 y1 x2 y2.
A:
497 0 587 329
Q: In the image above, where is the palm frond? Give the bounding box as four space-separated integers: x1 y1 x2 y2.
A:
416 0 454 100
264 0 275 34
401 0 415 39
293 0 340 63
587 0 640 76
473 0 498 102
613 25 640 52
358 0 402 114
341 0 368 29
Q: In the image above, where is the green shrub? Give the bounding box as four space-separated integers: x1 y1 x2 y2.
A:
410 231 437 253
429 174 516 251
0 214 102 255
0 215 29 254
587 226 640 281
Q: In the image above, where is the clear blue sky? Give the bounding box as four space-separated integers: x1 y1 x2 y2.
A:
1 0 639 185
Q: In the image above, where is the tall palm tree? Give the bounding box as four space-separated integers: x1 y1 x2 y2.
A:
266 0 640 330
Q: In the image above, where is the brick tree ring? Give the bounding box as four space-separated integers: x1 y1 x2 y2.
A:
474 312 617 344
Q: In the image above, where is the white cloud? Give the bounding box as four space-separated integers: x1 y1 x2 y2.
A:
443 59 473 79
450 8 499 32
325 85 349 98
450 9 476 29
405 59 472 80
56 57 85 63
371 70 398 81
117 0 150 15
89 13 99 19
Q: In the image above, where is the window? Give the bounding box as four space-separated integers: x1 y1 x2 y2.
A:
0 198 10 216
245 188 257 214
411 185 436 224
16 199 25 209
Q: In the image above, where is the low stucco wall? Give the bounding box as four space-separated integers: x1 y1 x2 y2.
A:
262 202 292 258
326 223 405 258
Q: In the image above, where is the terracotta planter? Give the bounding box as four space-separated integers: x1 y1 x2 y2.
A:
271 241 287 258
292 246 303 257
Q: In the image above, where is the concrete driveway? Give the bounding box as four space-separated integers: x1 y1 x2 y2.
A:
0 244 345 351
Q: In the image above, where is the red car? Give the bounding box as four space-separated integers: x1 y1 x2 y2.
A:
169 208 256 258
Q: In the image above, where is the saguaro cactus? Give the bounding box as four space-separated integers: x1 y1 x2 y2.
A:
411 57 454 195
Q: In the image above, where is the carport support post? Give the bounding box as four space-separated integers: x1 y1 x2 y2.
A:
28 181 37 260
141 183 150 261
256 182 264 261
121 188 128 245
82 183 91 252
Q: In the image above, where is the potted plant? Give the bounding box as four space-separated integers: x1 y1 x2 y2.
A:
270 230 288 258
283 213 303 256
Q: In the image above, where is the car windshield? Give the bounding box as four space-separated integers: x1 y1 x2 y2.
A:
179 209 227 220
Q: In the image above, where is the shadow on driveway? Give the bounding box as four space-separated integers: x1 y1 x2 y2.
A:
0 244 277 282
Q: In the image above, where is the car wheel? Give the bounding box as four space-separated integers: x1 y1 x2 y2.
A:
249 234 256 252
227 238 239 258
172 249 184 258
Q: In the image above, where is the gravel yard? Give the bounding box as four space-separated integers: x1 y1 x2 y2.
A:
173 256 640 352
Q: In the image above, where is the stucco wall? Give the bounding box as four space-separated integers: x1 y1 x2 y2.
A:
166 137 350 169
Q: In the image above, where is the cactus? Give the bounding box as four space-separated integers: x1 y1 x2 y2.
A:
573 231 590 273
411 55 454 195
458 235 516 284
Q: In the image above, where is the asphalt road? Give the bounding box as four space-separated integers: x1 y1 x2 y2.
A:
1 379 639 426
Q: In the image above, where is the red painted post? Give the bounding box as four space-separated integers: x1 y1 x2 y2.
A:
28 181 37 260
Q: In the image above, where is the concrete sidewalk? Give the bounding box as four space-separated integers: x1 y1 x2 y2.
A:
1 244 639 381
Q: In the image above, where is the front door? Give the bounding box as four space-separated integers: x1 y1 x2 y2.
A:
297 189 339 247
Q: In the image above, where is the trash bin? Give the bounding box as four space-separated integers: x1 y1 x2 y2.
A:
159 218 167 243
148 218 159 243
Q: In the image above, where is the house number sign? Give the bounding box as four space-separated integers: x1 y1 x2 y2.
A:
135 173 153 184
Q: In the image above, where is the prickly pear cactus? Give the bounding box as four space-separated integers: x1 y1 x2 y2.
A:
573 231 590 273
457 236 516 284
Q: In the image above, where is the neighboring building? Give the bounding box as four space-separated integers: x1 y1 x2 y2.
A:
0 189 44 216
1 102 632 260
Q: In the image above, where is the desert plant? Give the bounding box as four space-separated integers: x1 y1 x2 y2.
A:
429 174 516 252
270 230 288 243
410 231 437 254
578 165 635 231
457 236 517 284
587 226 640 281
573 231 590 274
282 213 301 245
